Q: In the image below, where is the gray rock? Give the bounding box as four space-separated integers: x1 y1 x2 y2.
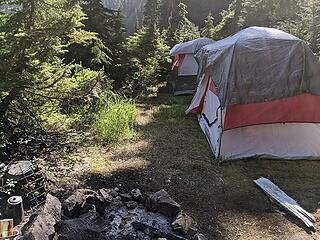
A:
146 190 181 218
97 189 113 203
55 211 102 240
196 233 208 240
0 163 7 172
130 189 142 201
22 194 61 240
62 189 95 218
120 193 132 202
126 201 138 209
171 211 197 234
62 191 86 218
7 161 33 180
110 188 119 198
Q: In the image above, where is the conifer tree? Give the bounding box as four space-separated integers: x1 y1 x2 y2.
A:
168 2 200 45
120 0 170 96
143 0 161 27
307 0 320 52
159 0 172 29
0 0 101 127
72 0 127 90
211 0 244 39
201 11 215 39
67 0 126 70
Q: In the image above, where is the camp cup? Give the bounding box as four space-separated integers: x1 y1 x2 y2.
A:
0 219 14 238
5 196 24 226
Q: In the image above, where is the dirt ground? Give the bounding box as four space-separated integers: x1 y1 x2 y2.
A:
59 93 320 240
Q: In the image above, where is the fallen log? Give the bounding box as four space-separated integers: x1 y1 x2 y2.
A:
254 177 316 230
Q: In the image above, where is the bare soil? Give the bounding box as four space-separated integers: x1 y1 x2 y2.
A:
58 93 320 240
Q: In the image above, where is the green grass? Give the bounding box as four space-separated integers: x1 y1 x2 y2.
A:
92 98 137 144
151 95 193 122
156 104 189 122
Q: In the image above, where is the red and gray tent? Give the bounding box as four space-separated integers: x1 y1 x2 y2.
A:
168 38 214 95
187 27 320 160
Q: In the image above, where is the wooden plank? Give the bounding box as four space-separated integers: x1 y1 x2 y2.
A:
254 177 316 230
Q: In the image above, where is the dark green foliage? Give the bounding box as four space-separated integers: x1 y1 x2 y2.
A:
122 25 170 97
168 2 200 45
159 0 171 29
72 0 127 93
0 0 101 130
2 0 320 153
143 0 161 26
209 0 320 55
201 11 215 39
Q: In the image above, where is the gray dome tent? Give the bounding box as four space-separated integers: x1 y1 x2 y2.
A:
187 27 320 160
195 26 320 107
168 38 214 96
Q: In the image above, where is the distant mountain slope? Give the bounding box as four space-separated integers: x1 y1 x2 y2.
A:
102 0 145 35
103 0 232 35
188 0 232 27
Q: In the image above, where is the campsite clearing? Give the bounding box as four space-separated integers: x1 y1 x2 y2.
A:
57 93 320 240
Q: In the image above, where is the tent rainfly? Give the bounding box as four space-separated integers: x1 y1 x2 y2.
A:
187 27 320 160
168 38 214 96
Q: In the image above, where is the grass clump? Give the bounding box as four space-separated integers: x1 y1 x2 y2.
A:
93 97 137 143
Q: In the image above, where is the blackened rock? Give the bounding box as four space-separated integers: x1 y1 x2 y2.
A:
120 193 132 202
79 203 96 215
110 188 119 198
85 191 109 215
97 189 113 203
55 211 103 240
22 194 61 240
130 189 142 201
146 190 181 218
132 221 187 240
62 190 92 218
171 211 197 235
86 193 104 205
126 201 138 209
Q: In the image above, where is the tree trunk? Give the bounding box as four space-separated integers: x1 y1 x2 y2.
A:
0 88 20 117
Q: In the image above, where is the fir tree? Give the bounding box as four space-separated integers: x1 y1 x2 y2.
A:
201 11 215 39
143 0 161 27
70 0 126 67
159 0 172 29
211 0 244 39
168 2 200 45
122 25 169 96
308 0 320 52
73 0 127 90
0 0 101 128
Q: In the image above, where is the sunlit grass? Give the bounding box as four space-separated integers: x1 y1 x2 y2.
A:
92 98 137 143
155 104 188 122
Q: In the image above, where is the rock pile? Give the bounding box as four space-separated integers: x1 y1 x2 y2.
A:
21 188 207 240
